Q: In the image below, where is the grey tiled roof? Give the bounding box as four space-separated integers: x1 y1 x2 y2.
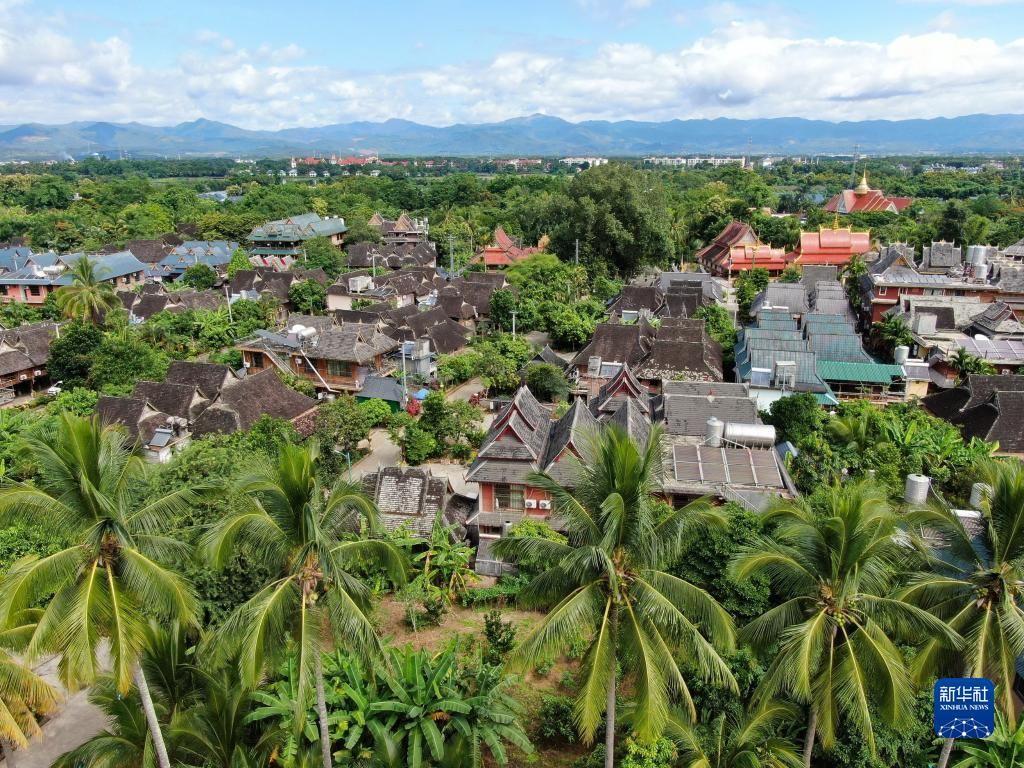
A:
661 393 759 436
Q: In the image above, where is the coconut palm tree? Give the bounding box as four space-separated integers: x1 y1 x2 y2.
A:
0 610 61 767
0 413 200 768
667 701 803 768
202 441 406 768
51 677 157 768
899 460 1024 768
55 257 122 324
869 315 912 361
493 424 737 768
730 481 959 767
827 413 874 453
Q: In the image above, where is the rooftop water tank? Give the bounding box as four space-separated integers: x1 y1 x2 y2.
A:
905 474 930 506
893 345 910 365
706 417 724 448
723 422 776 447
969 482 991 510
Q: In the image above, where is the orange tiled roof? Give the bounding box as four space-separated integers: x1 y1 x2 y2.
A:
791 228 871 266
825 189 913 214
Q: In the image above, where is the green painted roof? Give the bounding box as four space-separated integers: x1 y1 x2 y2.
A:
815 391 840 406
816 360 905 384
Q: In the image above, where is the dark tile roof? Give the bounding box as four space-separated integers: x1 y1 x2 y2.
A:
603 396 651 447
131 381 207 421
593 365 651 416
453 281 497 315
403 306 450 337
97 396 168 443
570 322 656 368
662 285 706 319
285 314 336 334
307 325 399 363
425 320 471 354
438 287 477 320
124 239 173 264
608 285 664 316
542 400 599 486
661 392 759 436
0 348 32 377
635 338 724 382
0 321 58 368
952 390 1024 453
191 369 316 437
169 290 226 313
460 271 508 289
133 294 170 320
922 374 1024 420
468 387 551 480
360 467 449 536
532 345 567 369
164 361 235 399
801 265 839 288
334 309 389 324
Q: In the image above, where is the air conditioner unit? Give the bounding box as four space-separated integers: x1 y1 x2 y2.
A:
524 499 537 509
538 500 552 510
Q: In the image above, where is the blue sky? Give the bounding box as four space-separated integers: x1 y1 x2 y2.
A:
5 0 1024 127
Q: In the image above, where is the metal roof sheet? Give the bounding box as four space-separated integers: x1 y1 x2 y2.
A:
816 360 906 384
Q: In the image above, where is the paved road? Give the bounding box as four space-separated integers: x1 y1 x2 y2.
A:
446 377 484 402
350 428 401 480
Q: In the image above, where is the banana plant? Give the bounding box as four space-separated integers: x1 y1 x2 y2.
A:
440 661 533 768
368 647 470 768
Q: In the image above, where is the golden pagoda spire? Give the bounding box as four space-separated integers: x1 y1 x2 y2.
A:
855 170 870 195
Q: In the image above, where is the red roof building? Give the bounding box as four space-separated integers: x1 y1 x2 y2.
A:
471 227 540 268
696 221 788 276
790 224 872 267
824 173 913 215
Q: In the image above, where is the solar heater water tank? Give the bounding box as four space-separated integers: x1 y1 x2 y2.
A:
723 423 777 447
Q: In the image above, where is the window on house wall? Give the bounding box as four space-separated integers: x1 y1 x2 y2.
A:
327 359 352 377
479 525 503 536
28 286 40 296
493 484 524 511
878 286 888 296
250 352 265 368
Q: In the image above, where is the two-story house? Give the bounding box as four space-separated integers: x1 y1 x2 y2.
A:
237 321 399 394
0 251 146 305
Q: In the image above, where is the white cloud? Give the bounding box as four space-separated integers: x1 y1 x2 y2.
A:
0 2 1023 130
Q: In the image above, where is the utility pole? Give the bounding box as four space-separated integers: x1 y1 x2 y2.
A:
574 238 579 266
448 233 455 278
224 285 233 324
400 345 408 406
511 309 517 338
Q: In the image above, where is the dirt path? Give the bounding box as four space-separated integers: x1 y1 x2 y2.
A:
1 654 109 768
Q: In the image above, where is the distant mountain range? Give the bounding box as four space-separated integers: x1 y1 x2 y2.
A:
1 114 1023 160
